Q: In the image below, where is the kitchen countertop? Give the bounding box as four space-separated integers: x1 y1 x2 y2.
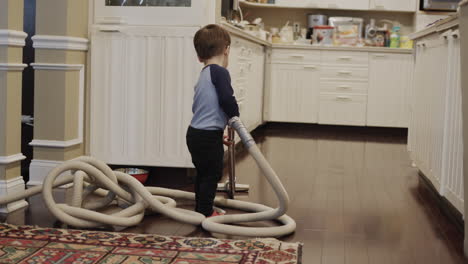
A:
272 44 414 54
221 21 413 54
410 13 459 40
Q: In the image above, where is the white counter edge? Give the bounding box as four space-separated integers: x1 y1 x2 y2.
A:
220 22 271 46
271 44 413 53
410 14 459 40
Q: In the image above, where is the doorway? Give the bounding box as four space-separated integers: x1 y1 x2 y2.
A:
21 0 36 183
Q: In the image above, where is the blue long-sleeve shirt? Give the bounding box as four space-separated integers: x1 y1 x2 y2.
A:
190 64 240 130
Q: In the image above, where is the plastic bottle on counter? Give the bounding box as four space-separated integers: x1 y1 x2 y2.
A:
389 26 401 48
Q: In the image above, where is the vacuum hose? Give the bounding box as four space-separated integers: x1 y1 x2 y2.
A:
0 117 296 237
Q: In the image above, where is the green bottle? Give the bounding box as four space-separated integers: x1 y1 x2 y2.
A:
390 26 401 48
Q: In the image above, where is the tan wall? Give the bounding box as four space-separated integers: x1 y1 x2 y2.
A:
33 145 83 161
0 47 22 62
0 72 22 157
0 163 21 181
36 0 68 36
33 0 89 163
0 0 24 30
67 0 89 38
34 70 67 141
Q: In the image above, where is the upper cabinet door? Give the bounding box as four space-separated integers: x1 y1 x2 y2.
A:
369 0 417 12
94 0 216 26
321 0 369 10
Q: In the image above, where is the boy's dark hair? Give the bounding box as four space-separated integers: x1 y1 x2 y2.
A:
194 24 231 61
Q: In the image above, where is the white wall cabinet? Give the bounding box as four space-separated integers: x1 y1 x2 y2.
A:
267 63 320 123
409 28 464 214
368 53 414 128
369 0 417 12
272 0 369 10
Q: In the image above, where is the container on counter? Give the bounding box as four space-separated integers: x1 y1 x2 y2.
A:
307 14 327 39
271 27 281 43
400 36 414 49
313 25 334 45
329 17 363 46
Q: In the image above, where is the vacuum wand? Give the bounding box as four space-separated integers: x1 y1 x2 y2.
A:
217 124 250 197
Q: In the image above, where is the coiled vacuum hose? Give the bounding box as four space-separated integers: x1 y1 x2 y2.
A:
0 117 296 237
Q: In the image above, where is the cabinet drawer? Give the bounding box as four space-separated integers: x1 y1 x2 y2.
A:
271 49 321 64
322 51 369 66
320 81 368 94
321 66 369 80
319 93 367 126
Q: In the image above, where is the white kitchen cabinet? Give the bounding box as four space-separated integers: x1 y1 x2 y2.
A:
89 26 201 168
367 53 414 128
267 63 320 123
369 0 417 12
228 36 265 131
318 94 367 126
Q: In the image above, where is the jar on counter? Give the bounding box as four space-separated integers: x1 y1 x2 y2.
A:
271 28 281 44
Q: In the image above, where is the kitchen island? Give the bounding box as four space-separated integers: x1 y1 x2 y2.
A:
408 14 463 217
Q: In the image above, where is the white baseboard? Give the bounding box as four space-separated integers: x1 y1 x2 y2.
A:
28 159 73 187
0 176 28 213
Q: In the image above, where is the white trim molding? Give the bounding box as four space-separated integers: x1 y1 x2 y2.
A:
29 64 85 149
0 30 27 47
0 154 26 165
30 63 84 71
28 159 74 186
0 176 28 213
32 35 89 51
0 63 27 71
29 139 82 148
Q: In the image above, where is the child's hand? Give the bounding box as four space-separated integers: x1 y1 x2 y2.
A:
223 135 233 146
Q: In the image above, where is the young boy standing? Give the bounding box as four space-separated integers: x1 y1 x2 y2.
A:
186 24 240 217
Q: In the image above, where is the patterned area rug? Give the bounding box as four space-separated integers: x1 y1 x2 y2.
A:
0 223 302 263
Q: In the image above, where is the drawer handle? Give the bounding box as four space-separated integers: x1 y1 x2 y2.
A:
373 54 386 58
303 65 317 69
338 85 351 89
338 56 352 60
336 96 351 100
338 70 352 75
290 54 305 58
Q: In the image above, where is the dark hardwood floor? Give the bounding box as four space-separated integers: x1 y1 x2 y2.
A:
2 124 466 263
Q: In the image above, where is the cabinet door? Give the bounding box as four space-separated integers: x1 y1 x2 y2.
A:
89 26 200 167
367 53 414 128
268 64 319 123
369 0 417 12
318 0 368 10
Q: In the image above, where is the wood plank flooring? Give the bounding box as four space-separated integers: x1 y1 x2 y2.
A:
1 124 466 263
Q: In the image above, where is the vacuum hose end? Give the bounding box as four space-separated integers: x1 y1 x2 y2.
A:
228 117 255 148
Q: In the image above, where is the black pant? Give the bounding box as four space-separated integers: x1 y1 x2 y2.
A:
186 126 224 216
